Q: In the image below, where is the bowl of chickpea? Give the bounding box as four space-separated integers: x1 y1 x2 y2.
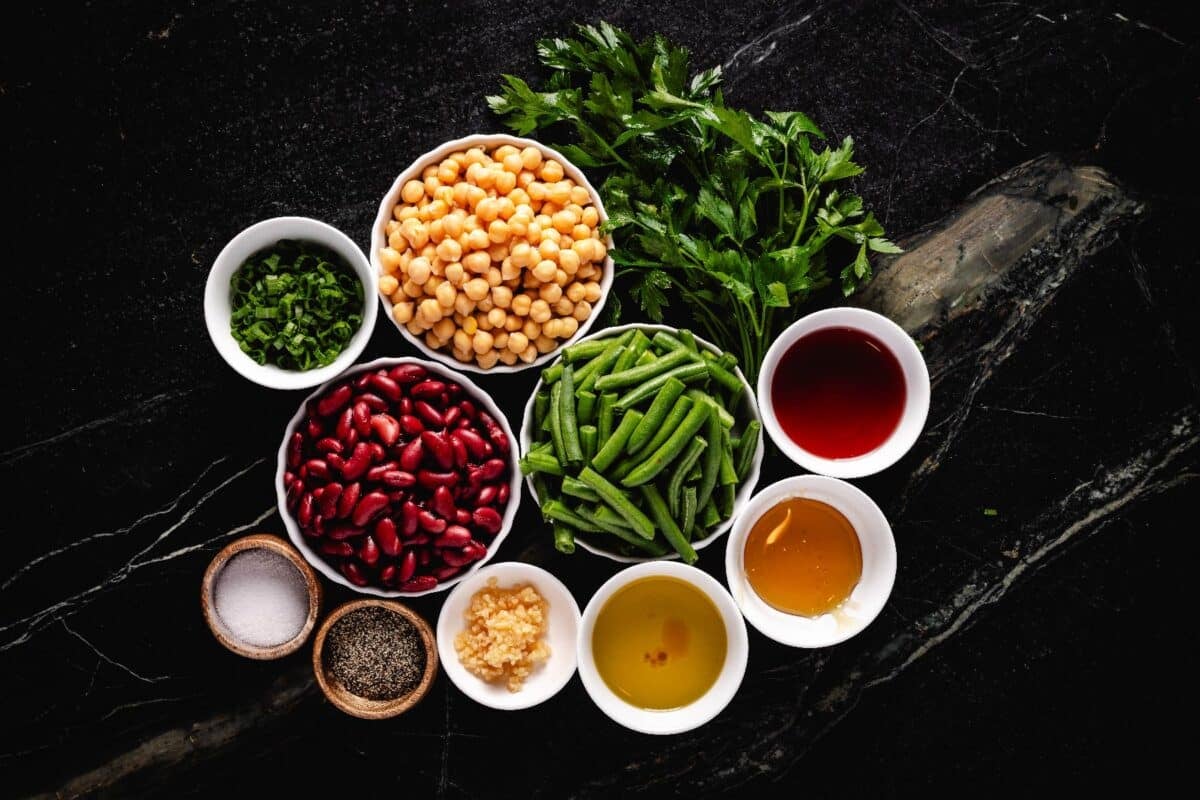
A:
370 134 614 373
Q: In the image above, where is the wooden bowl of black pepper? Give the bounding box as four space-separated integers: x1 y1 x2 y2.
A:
312 598 438 719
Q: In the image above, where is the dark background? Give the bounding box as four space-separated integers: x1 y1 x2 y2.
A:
2 1 1197 796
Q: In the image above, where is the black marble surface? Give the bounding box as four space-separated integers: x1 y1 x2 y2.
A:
4 1 1198 796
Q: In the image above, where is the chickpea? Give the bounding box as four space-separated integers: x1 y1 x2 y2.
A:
558 248 581 275
569 185 590 206
565 281 586 303
526 222 542 243
500 258 521 281
464 278 490 302
538 283 563 304
380 247 403 271
553 296 575 316
584 281 602 303
398 205 419 221
390 288 408 305
452 181 471 207
517 170 536 189
581 206 600 228
559 317 579 337
453 329 472 353
486 308 506 329
462 315 478 335
428 218 445 244
494 144 518 160
504 314 523 332
476 311 493 331
403 279 423 299
434 186 455 207
529 299 552 324
554 269 569 287
392 301 414 324
472 330 494 355
476 350 500 369
552 209 577 234
477 296 494 313
591 241 607 262
577 263 596 280
388 229 406 251
466 228 490 251
532 259 558 283
436 238 462 263
423 176 441 197
572 223 592 242
523 319 541 340
408 257 432 285
511 294 532 317
493 330 509 351
465 147 487 165
487 241 509 263
519 343 539 363
406 319 425 337
379 274 399 296
419 298 442 324
433 317 456 341
466 185 486 209
453 293 476 317
401 180 425 204
547 182 571 206
507 331 529 353
495 171 517 195
488 219 509 243
538 239 560 261
491 286 513 309
510 241 533 268
497 197 515 220
572 238 594 263
419 242 437 261
528 182 547 202
498 348 519 366
520 147 543 171
509 188 531 208
404 221 430 249
429 258 445 277
463 251 491 274
540 160 564 182
573 299 593 321
453 348 473 363
444 261 465 286
507 217 528 238
443 213 465 239
436 281 456 308
535 335 557 354
475 197 498 223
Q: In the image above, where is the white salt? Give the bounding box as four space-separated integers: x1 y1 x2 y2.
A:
213 548 309 648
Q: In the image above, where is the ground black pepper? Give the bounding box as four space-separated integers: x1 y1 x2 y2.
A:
323 606 425 700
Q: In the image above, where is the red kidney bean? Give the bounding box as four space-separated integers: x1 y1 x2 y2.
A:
375 517 401 556
341 442 371 481
399 414 424 436
431 485 456 519
401 575 437 592
475 485 498 506
352 401 372 437
400 501 421 536
410 380 445 400
400 437 424 472
328 522 364 540
353 371 373 390
354 393 386 414
287 433 303 469
341 561 368 586
433 565 461 581
458 399 476 420
443 406 462 428
381 470 416 488
417 509 447 534
344 427 359 447
449 434 468 468
367 443 386 463
335 407 354 441
336 481 361 518
284 470 296 486
368 373 403 401
441 548 473 568
319 482 342 519
286 478 304 509
496 482 510 505
408 534 431 546
414 400 444 428
417 469 458 489
479 458 507 482
435 525 471 548
473 506 502 535
306 417 324 439
304 458 330 481
446 381 462 397
320 541 354 557
326 453 347 473
316 384 352 417
416 549 432 567
389 364 427 385
453 428 489 460
359 535 380 567
366 462 399 482
454 508 472 526
311 514 327 537
379 564 397 586
398 549 417 582
352 491 390 527
386 490 407 503
298 492 315 526
398 397 413 415
421 431 453 469
316 437 343 454
463 540 488 561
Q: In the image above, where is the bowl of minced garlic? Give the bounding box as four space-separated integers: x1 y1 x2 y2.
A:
437 562 580 710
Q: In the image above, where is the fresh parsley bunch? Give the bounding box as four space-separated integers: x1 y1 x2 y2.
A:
488 22 899 379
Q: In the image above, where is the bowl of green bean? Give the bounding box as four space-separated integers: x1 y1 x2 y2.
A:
518 323 763 563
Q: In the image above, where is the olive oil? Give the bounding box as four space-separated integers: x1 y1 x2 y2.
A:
743 497 862 616
592 576 727 710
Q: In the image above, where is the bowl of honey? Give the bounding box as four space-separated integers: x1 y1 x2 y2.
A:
724 475 897 648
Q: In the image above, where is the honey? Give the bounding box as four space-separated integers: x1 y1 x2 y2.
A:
743 497 862 616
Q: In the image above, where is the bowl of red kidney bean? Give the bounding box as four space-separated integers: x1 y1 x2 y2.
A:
276 357 521 596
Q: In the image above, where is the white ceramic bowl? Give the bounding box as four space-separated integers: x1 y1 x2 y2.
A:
204 216 378 390
436 562 580 710
757 307 929 478
577 561 748 734
275 356 522 597
519 323 764 563
724 475 897 648
370 133 615 374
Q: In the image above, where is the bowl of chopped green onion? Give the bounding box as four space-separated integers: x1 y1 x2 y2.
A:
205 216 378 389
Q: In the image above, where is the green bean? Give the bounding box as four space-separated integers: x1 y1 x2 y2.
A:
696 399 722 513
578 467 656 539
614 362 708 409
591 503 636 530
652 331 742 393
635 350 658 367
542 362 563 385
591 409 642 472
635 396 693 462
531 440 553 455
576 389 597 425
688 388 737 429
542 499 604 532
561 474 600 502
679 329 699 353
718 483 736 519
640 484 698 563
681 486 698 540
702 349 738 370
597 393 617 444
519 449 564 476
548 381 567 464
580 424 598 464
533 391 550 434
552 523 576 554
559 364 583 466
580 506 669 556
626 377 686 455
622 401 711 487
735 420 761 480
609 454 637 481
718 427 738 485
667 437 708 517
613 330 651 372
564 338 610 364
700 497 721 528
594 348 691 392
577 338 629 393
531 474 551 505
686 464 702 482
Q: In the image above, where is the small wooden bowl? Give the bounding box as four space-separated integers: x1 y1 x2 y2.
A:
311 599 439 719
201 533 323 659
